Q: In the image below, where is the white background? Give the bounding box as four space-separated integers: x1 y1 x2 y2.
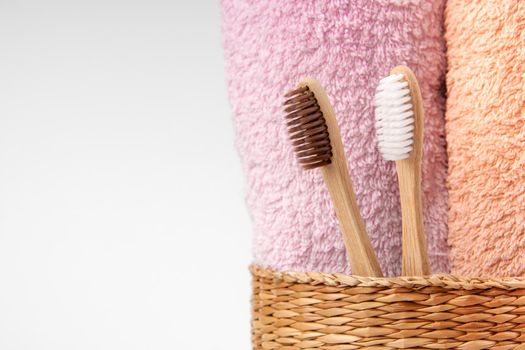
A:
0 1 252 349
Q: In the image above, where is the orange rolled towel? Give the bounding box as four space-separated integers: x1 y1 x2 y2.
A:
445 1 525 276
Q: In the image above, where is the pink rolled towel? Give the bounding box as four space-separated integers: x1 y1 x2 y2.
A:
221 0 449 276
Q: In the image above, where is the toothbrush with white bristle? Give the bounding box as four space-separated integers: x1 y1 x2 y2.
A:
374 65 430 276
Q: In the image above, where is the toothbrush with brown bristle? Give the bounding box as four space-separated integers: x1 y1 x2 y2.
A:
374 65 430 276
283 78 383 277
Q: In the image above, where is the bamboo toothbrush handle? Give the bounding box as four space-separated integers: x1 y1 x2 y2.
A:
305 79 383 277
397 160 429 276
391 66 430 276
321 165 383 277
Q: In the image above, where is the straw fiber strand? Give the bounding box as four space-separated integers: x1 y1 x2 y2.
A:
251 265 525 349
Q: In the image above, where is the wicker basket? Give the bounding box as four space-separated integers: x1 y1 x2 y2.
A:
251 265 525 350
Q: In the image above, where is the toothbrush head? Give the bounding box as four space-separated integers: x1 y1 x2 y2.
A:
283 84 332 170
374 73 415 161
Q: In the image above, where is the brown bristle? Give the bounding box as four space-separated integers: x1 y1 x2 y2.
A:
283 85 332 170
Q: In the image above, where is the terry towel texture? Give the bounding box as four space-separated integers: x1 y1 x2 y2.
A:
445 1 525 277
222 0 449 276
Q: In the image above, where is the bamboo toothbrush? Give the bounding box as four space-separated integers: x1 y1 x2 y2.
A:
374 65 430 276
284 78 383 277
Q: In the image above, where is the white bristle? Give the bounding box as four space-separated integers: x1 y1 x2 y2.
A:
374 73 415 161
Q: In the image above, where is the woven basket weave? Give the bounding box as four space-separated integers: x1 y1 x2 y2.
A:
251 265 525 350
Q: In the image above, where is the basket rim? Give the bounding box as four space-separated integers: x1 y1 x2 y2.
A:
250 264 525 290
